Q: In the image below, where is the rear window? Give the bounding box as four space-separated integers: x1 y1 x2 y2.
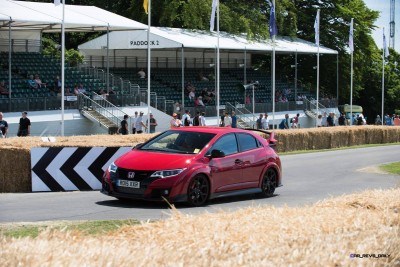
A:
237 133 259 152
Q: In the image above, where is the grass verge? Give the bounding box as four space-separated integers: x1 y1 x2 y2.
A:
0 219 139 238
380 162 400 175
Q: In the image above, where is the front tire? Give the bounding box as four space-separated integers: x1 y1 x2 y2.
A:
260 169 277 197
187 175 210 206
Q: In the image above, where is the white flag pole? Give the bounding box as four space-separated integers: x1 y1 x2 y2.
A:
271 0 276 129
350 18 354 126
61 0 65 136
381 27 385 126
147 0 151 132
315 9 320 127
216 0 220 126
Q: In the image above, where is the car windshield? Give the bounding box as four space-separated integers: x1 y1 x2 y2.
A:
140 130 216 154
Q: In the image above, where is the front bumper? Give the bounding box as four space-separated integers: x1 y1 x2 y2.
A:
101 168 187 203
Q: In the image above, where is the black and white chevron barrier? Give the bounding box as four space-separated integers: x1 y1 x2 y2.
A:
31 147 133 192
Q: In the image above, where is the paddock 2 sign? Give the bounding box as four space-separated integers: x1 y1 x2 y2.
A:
129 40 160 47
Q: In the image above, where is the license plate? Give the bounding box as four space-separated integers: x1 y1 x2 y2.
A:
117 180 140 188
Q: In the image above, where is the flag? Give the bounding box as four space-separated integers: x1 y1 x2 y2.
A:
314 9 320 45
268 1 278 38
383 28 389 58
210 0 218 31
54 0 61 6
143 0 148 14
349 18 354 53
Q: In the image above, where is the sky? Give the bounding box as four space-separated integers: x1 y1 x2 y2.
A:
364 0 399 53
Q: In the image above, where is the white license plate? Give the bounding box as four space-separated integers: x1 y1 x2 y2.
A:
117 180 140 188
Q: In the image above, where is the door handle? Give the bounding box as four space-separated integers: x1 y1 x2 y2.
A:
234 159 243 165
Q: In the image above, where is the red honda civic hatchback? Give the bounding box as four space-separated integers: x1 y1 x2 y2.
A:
101 127 282 206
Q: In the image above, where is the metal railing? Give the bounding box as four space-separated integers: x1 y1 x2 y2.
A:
226 102 256 128
303 98 329 118
78 92 123 128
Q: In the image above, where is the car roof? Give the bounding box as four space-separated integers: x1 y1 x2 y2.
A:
169 127 255 135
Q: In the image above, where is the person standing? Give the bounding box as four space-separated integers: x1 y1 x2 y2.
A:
192 112 200 126
262 113 269 130
199 112 206 126
279 114 289 129
170 113 182 128
256 114 263 129
18 111 31 137
135 112 147 134
0 112 8 138
231 111 237 128
223 112 232 127
182 110 191 126
220 110 225 127
147 113 158 133
119 114 129 135
131 111 138 134
338 113 346 126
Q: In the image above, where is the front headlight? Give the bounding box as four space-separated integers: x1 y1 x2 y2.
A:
150 169 185 178
108 162 118 173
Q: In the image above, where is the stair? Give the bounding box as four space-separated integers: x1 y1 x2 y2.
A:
81 109 119 134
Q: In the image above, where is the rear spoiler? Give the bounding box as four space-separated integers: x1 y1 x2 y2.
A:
243 128 277 146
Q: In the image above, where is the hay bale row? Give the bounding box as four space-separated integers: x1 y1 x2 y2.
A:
0 127 399 193
1 188 399 266
275 126 400 152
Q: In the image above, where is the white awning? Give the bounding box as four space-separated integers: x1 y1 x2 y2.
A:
78 27 338 55
0 0 147 32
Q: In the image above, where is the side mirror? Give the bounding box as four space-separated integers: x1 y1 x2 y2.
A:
134 143 143 149
210 149 225 158
267 132 277 150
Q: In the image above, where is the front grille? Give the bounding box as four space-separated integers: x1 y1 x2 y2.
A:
117 168 154 181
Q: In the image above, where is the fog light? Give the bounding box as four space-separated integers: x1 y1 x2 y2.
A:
163 190 169 195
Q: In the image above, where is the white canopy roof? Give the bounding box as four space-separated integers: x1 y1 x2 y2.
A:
79 27 338 54
0 0 147 32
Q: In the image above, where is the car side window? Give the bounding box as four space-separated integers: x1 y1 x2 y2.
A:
237 133 259 152
207 133 238 156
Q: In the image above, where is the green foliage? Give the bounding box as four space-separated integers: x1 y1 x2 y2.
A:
41 37 83 66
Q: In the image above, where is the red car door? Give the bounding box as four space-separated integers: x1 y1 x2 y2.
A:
236 133 266 187
206 133 243 192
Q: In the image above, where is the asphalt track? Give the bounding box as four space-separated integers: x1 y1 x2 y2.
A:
1 145 399 223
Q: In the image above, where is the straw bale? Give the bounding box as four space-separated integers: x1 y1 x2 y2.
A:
0 188 399 266
0 147 31 193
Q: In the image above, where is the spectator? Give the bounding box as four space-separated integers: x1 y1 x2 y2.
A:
321 112 328 127
292 113 300 128
135 111 147 134
356 114 363 126
279 114 289 129
384 114 393 126
0 81 9 95
34 74 46 88
316 114 322 127
256 114 263 129
147 113 158 133
53 76 61 93
200 112 206 126
375 115 382 125
119 114 129 135
192 112 200 126
246 95 251 104
224 112 232 127
195 96 205 107
220 110 225 127
174 102 182 118
131 111 138 134
74 84 88 95
231 111 237 128
137 69 146 79
394 115 400 126
28 75 38 89
0 112 8 138
170 113 182 128
262 113 269 130
188 89 195 101
182 110 191 126
338 113 346 126
327 113 334 127
17 111 31 137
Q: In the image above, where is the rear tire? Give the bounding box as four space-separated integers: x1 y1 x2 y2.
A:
187 175 210 206
260 169 277 197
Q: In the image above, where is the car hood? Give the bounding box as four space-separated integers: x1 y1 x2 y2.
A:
114 150 197 171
